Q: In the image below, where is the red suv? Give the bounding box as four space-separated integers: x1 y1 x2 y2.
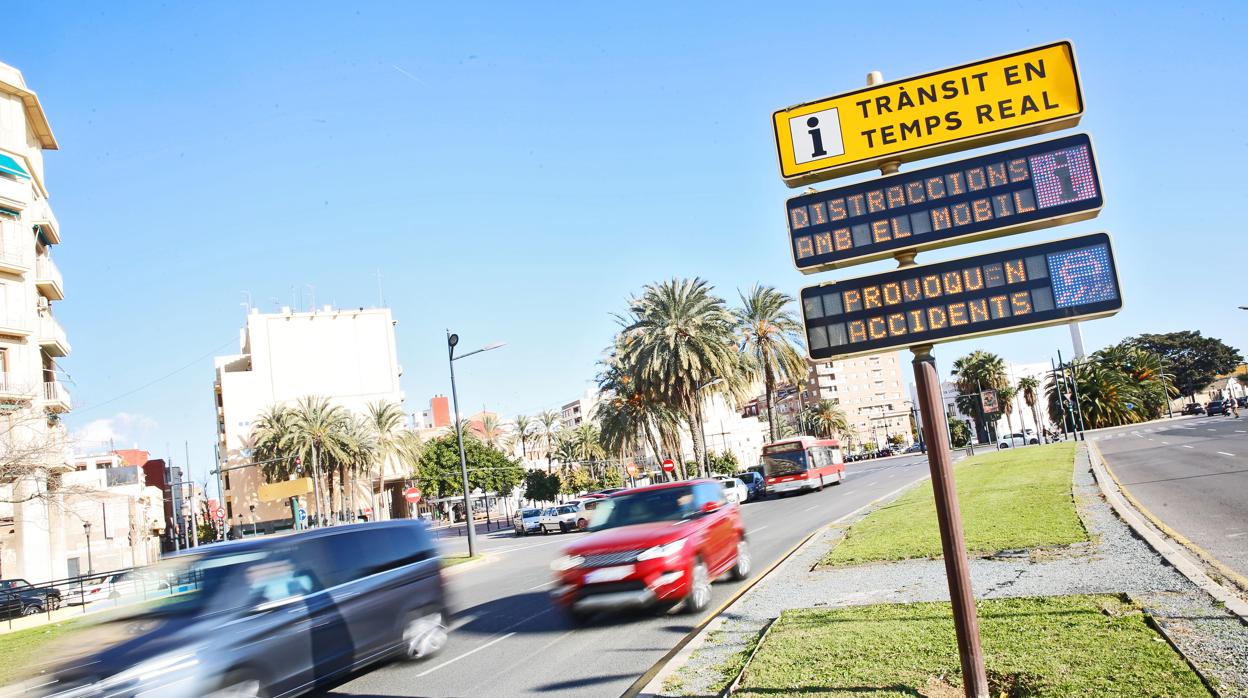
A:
549 479 749 622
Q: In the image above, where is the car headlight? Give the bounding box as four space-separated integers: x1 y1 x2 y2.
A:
636 538 687 561
550 555 584 571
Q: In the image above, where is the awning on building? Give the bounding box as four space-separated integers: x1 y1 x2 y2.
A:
0 153 30 179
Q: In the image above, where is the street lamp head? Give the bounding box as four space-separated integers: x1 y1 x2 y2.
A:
448 333 460 348
82 522 91 533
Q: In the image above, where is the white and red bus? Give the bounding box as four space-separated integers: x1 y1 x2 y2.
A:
761 436 845 496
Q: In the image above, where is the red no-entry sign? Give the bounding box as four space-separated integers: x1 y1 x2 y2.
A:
661 459 675 473
403 487 422 503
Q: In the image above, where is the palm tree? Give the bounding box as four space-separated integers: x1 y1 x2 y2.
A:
735 285 807 442
811 399 849 439
480 414 506 450
999 384 1018 441
1018 376 1042 438
1046 358 1139 430
288 396 353 522
341 415 378 519
571 422 605 464
537 410 561 471
366 401 406 519
950 351 1008 443
617 278 746 476
250 404 297 483
549 434 579 472
512 414 535 460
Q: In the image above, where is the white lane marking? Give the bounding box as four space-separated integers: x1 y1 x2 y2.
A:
489 538 567 555
1182 445 1195 449
751 525 770 534
1161 441 1170 445
415 631 518 677
1238 430 1246 434
524 580 552 592
1228 532 1248 539
1218 452 1236 457
1208 429 1216 432
803 505 819 512
1147 438 1155 441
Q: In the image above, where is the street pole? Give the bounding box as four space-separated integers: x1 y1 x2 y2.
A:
1058 350 1087 438
912 345 989 698
448 331 478 558
1050 358 1069 440
213 442 225 541
83 523 94 576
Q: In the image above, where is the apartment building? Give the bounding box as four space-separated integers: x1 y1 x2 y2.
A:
213 306 406 533
0 62 75 582
800 352 913 450
559 388 599 429
65 452 166 575
414 395 450 430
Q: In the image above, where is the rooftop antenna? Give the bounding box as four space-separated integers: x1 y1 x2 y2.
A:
306 284 316 312
377 269 385 308
240 291 252 315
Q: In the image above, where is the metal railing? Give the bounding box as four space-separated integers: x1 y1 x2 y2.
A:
43 381 71 406
3 565 205 630
0 248 25 269
35 256 62 292
0 374 36 397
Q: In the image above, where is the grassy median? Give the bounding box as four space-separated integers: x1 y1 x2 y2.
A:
824 442 1086 566
735 595 1210 697
0 617 86 685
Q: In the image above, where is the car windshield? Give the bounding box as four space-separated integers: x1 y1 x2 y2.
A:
124 550 275 617
721 481 735 490
521 508 540 518
588 486 697 531
762 449 808 477
558 505 577 514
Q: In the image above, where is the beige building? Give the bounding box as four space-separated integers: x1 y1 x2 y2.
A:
62 453 165 575
0 62 76 582
214 306 406 533
800 352 914 450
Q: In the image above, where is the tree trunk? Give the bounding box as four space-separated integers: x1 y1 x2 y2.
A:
690 398 707 479
764 366 776 442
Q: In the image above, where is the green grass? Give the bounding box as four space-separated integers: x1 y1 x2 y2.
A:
0 618 88 685
441 553 481 567
825 443 1086 565
735 595 1211 697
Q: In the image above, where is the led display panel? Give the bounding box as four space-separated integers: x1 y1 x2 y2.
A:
802 232 1121 361
772 41 1083 186
788 134 1101 272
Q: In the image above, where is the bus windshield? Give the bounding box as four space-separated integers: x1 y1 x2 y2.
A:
762 449 808 477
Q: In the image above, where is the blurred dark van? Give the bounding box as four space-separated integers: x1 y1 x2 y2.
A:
35 520 446 698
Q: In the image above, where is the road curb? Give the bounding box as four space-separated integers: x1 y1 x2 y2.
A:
441 553 496 577
626 473 933 698
1087 441 1248 623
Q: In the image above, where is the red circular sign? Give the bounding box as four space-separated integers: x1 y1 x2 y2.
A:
661 459 675 473
213 508 225 521
626 463 638 476
403 487 422 503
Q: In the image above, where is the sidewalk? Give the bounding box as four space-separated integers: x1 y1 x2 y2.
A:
652 445 1248 697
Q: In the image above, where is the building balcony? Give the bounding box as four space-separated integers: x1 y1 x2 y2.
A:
0 248 27 275
34 256 63 300
0 174 29 213
31 200 60 244
38 313 70 357
0 374 37 403
0 312 31 339
43 381 71 412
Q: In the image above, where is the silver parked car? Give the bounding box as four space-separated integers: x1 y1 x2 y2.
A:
34 520 447 698
513 507 543 535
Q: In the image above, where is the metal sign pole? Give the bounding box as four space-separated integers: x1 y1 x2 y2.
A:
912 344 989 698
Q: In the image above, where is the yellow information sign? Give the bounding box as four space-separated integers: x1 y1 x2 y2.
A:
258 477 313 502
773 42 1083 187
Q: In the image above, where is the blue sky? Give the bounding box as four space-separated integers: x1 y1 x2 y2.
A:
5 1 1245 489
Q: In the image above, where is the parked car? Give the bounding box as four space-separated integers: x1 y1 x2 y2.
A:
36 520 447 698
550 479 748 622
0 580 60 618
62 569 175 607
0 579 61 612
1238 397 1248 409
734 471 765 501
513 508 543 536
1181 403 1205 416
997 430 1040 449
1206 399 1232 417
714 476 749 505
539 503 588 533
904 443 924 454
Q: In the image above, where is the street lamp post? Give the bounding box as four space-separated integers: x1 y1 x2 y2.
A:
249 504 257 536
447 331 506 558
696 378 723 477
83 522 94 576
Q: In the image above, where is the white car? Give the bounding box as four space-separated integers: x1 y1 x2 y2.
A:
997 430 1040 449
715 476 749 505
63 570 172 606
539 503 588 533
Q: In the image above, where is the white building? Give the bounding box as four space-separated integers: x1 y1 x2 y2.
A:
63 453 165 575
0 62 76 582
560 387 600 430
214 306 406 533
913 360 1055 444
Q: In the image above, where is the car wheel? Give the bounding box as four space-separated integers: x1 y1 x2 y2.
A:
577 518 588 531
206 670 268 698
565 607 591 626
683 557 711 615
1029 439 1039 445
729 539 751 581
401 609 447 660
21 604 42 616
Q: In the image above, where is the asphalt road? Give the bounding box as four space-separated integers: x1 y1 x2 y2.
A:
317 454 933 698
1092 414 1248 580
